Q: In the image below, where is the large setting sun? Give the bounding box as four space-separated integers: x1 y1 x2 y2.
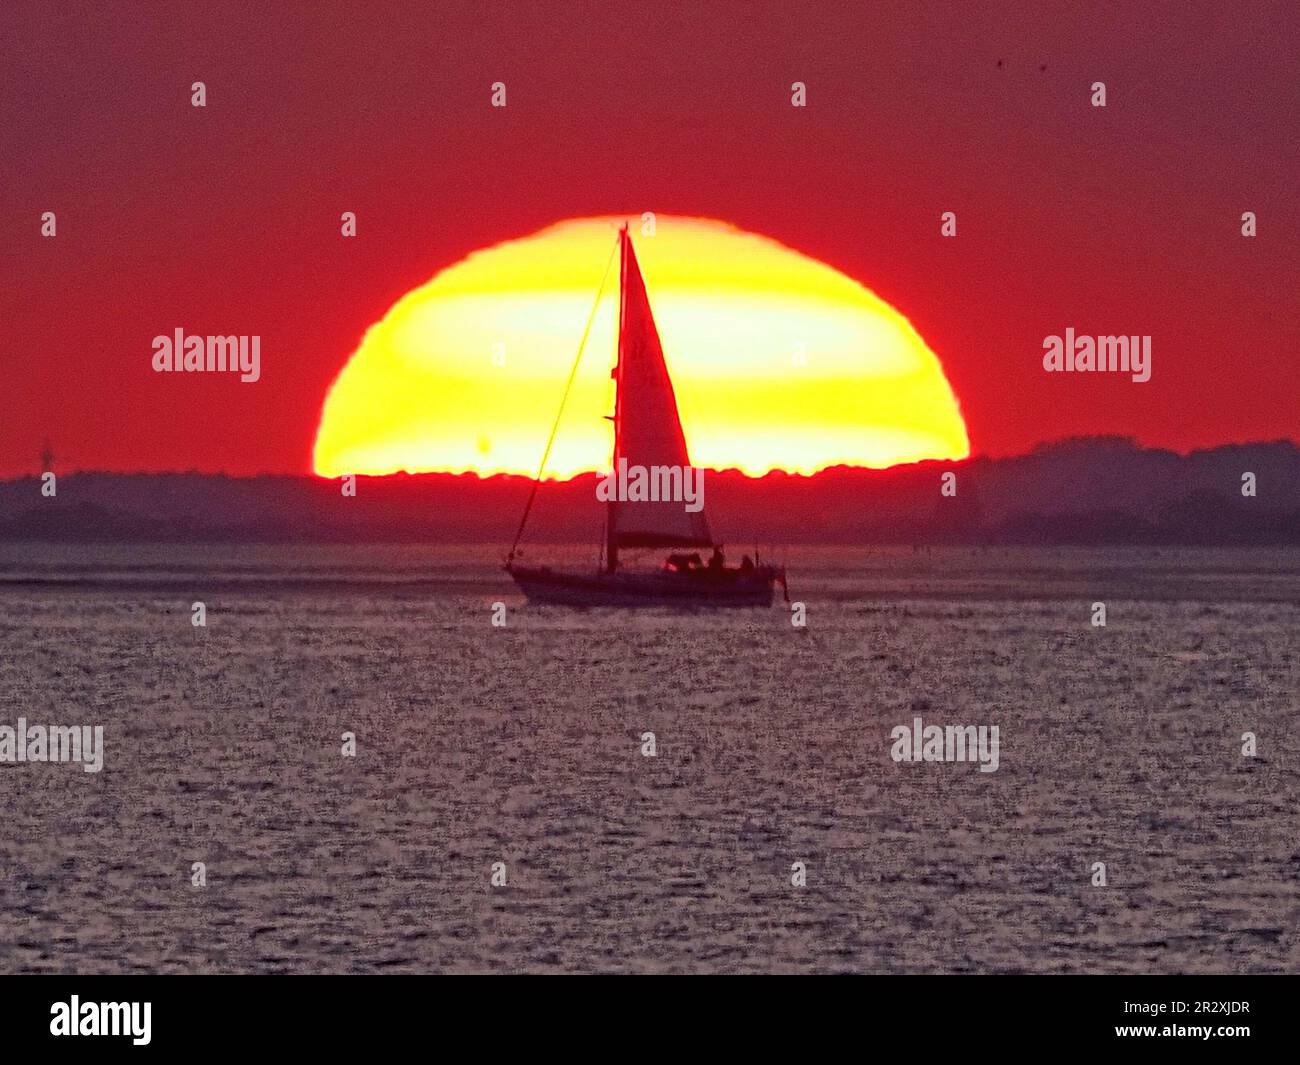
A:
312 216 969 478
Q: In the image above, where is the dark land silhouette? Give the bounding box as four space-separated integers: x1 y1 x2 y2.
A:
2 437 1296 546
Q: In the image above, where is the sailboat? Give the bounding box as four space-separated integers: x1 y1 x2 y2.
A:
506 223 786 607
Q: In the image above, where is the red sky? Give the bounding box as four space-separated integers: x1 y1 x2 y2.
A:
2 0 1297 476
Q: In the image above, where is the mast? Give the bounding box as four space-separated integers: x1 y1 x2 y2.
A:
607 223 628 573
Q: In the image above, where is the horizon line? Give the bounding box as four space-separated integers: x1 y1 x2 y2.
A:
3 435 1298 484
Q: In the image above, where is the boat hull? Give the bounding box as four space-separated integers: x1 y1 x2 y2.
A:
507 563 778 608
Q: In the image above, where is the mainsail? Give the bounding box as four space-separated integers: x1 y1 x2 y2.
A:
607 227 713 565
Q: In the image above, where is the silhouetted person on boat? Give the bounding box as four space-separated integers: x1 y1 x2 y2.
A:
708 545 725 573
740 554 754 574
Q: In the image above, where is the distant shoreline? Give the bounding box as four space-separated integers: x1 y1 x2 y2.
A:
2 438 1297 546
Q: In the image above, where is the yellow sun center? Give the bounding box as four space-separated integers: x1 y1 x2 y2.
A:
312 216 969 477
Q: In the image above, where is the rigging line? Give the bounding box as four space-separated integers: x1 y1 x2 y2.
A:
507 231 621 562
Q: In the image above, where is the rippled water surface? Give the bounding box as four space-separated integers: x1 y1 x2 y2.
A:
1 544 1296 972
